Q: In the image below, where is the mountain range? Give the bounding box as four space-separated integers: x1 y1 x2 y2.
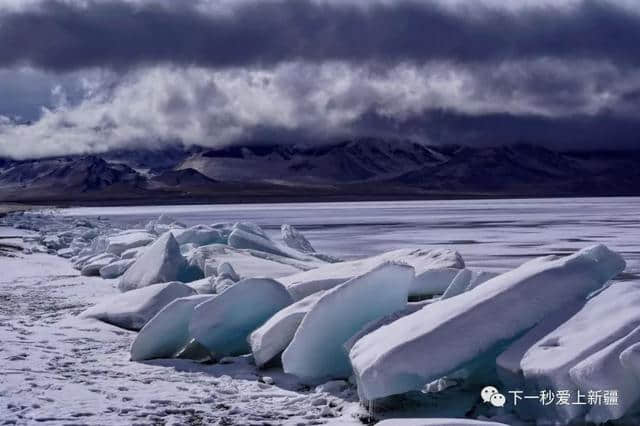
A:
1 139 639 204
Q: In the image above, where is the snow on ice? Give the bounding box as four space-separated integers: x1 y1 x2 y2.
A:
349 245 625 400
118 232 203 292
281 247 464 300
520 281 640 423
81 281 197 330
4 208 640 425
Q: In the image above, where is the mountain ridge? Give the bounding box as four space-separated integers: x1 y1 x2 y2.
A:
1 140 639 203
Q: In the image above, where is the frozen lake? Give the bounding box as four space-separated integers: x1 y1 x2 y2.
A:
59 197 640 277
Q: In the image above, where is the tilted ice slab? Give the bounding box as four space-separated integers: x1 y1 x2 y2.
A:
376 419 509 426
186 277 215 294
99 258 135 279
130 294 212 361
187 244 314 280
249 290 326 368
496 301 584 393
282 263 414 382
80 253 118 276
119 232 202 292
569 325 640 423
171 225 225 247
466 271 500 291
281 224 315 253
350 245 625 400
81 282 196 331
343 300 434 353
440 269 472 300
520 282 640 423
105 231 155 256
281 248 463 300
190 278 293 357
228 223 289 257
621 342 640 378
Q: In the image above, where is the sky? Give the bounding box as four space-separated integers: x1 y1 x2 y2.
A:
0 0 639 159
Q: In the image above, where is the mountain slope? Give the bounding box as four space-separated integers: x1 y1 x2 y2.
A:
1 140 639 203
178 139 447 184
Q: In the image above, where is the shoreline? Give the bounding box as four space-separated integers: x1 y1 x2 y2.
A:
0 203 34 216
3 192 640 209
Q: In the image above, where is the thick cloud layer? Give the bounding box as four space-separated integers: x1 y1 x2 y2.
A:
0 0 639 158
1 0 640 70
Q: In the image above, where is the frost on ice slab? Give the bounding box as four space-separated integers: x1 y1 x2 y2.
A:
282 262 414 383
105 231 155 256
249 290 326 368
496 301 584 396
189 278 293 357
569 325 640 423
130 294 212 361
281 248 464 300
81 281 196 331
350 245 625 401
118 232 203 292
520 282 640 424
281 224 315 253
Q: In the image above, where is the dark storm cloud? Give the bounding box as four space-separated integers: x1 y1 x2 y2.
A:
1 0 640 71
353 109 640 151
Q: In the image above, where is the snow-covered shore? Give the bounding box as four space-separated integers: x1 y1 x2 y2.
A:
0 233 365 425
1 209 640 425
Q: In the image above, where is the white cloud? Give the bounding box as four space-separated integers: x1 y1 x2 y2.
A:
1 60 639 159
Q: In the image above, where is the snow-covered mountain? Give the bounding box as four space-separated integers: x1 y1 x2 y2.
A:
177 139 446 184
1 139 639 203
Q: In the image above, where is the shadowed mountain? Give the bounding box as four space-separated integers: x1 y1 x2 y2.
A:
1 140 639 203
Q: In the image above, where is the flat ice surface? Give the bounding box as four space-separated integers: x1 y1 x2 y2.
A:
58 197 640 279
376 420 509 426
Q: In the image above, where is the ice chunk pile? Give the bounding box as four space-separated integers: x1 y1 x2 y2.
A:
15 210 639 425
519 281 640 423
118 232 203 292
250 290 326 368
190 278 293 357
130 294 212 361
171 225 225 246
82 282 196 330
281 248 464 300
349 245 625 400
105 231 155 256
282 263 414 382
